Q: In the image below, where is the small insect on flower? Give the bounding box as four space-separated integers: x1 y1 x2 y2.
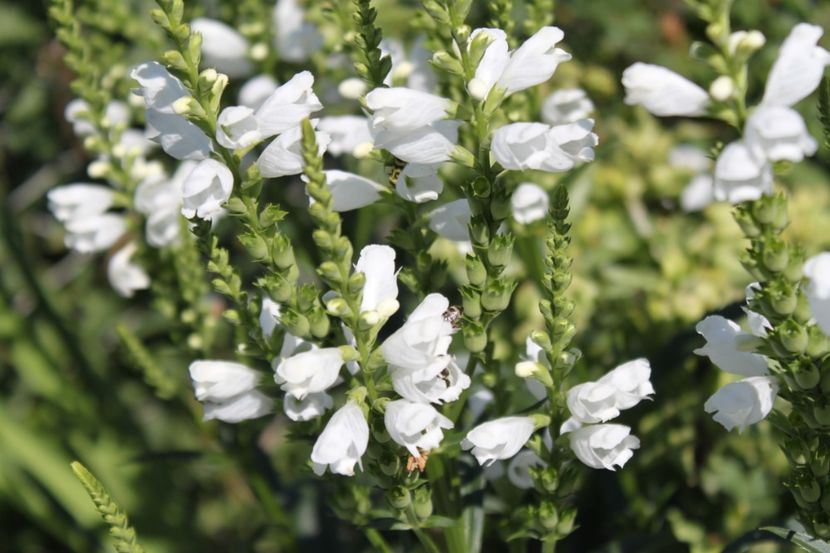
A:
443 306 463 329
387 157 407 187
406 448 430 473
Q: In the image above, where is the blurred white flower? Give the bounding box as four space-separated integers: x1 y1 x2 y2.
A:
462 416 536 466
311 401 369 476
622 63 709 117
372 119 460 164
320 170 384 212
366 87 454 132
134 161 196 247
258 123 329 178
255 71 323 138
216 106 262 149
191 18 252 78
713 141 772 204
566 423 640 470
239 75 279 109
47 184 114 223
704 375 778 432
392 359 471 404
107 243 150 298
273 0 323 63
180 159 233 220
284 392 333 422
507 449 546 489
274 347 343 400
65 99 129 136
694 315 768 376
395 163 443 203
492 121 597 173
744 105 817 163
803 253 830 335
511 183 549 224
384 399 453 458
355 245 399 316
428 199 471 242
542 88 594 125
64 214 127 253
318 116 372 157
680 174 715 213
189 360 273 423
260 297 282 339
762 23 830 108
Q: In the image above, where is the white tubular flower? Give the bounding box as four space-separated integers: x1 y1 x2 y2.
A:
274 347 344 400
371 119 460 165
566 382 620 423
694 315 768 376
542 88 595 125
428 199 471 242
462 416 536 466
507 450 546 489
258 123 330 178
259 297 282 339
680 174 715 213
762 23 830 108
321 170 385 212
145 108 213 161
318 116 372 157
284 392 333 422
704 376 778 432
190 18 252 78
47 184 114 223
551 119 599 163
355 245 399 316
311 401 369 476
65 99 129 136
713 141 773 204
669 145 712 173
64 214 126 253
622 63 709 117
180 159 234 220
107 243 150 298
522 337 549 401
511 182 549 224
468 28 510 100
380 293 455 378
216 106 262 149
273 0 323 63
492 123 571 172
498 26 571 96
395 163 443 203
384 399 453 458
189 360 273 423
804 253 830 335
135 161 195 247
392 359 471 404
366 88 453 132
254 71 323 138
744 105 817 163
567 424 640 470
596 358 655 410
338 77 367 100
130 62 188 113
744 283 772 338
239 75 279 109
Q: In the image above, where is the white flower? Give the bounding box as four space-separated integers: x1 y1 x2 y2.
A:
191 18 252 78
384 399 453 458
318 116 372 157
284 392 333 422
669 145 712 173
596 358 655 410
189 360 273 423
395 163 443 203
134 161 195 247
274 347 344 400
391 359 471 404
320 170 384 212
381 36 437 91
239 75 279 109
260 297 282 339
507 450 546 489
803 253 830 335
181 159 233 220
130 62 188 113
492 121 596 173
542 88 595 125
428 199 471 242
366 87 453 132
521 337 549 401
273 0 323 63
372 119 460 164
511 183 549 224
355 245 399 316
694 315 768 376
47 184 114 223
145 108 213 161
469 27 571 99
762 23 830 108
107 243 150 298
744 105 817 163
380 293 455 379
65 99 129 136
255 71 323 138
744 283 772 338
680 174 715 213
311 401 369 476
462 416 536 466
622 63 709 117
64 214 127 253
258 123 330 178
713 141 773 204
566 424 640 470
704 376 778 432
338 77 367 100
216 106 262 149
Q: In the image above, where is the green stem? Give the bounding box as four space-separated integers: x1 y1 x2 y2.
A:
364 528 393 553
406 506 443 553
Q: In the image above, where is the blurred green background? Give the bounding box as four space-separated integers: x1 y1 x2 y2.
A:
2 0 830 551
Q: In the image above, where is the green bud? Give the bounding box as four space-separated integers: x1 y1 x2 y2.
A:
238 232 268 261
733 206 761 237
326 297 352 318
531 330 552 351
470 176 491 198
463 322 487 353
348 271 366 294
313 229 333 251
793 361 821 390
309 312 331 339
800 479 822 503
530 413 552 429
761 237 789 273
318 261 342 284
538 501 559 531
795 294 814 324
431 51 464 75
814 403 830 426
283 311 310 337
538 467 559 494
450 145 476 168
224 197 247 214
481 279 515 312
490 196 511 221
557 507 578 536
387 487 411 510
776 320 808 354
460 286 482 319
767 280 798 316
812 451 830 478
413 487 433 520
487 234 514 268
468 216 490 246
465 254 487 287
272 235 295 269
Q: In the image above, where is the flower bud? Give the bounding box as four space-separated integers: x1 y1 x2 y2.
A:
733 208 762 238
557 508 578 536
793 361 821 390
814 403 830 427
761 238 789 273
309 312 331 338
450 145 476 168
487 235 514 268
318 261 342 284
468 215 490 246
387 487 411 510
799 479 822 504
465 254 487 287
709 76 734 101
812 451 830 478
460 286 482 319
283 311 310 337
326 297 352 318
538 501 559 531
413 487 433 519
481 280 515 312
463 322 488 353
777 320 808 354
432 51 464 75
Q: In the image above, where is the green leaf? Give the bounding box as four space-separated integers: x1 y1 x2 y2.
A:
760 526 830 553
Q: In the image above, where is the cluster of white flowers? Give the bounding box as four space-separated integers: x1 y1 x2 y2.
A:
624 23 830 208
560 359 654 470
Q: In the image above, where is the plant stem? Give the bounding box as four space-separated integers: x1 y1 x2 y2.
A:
364 528 394 553
406 505 443 553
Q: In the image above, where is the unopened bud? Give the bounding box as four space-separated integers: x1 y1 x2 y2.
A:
338 77 367 100
352 141 374 159
709 76 734 101
249 43 268 61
